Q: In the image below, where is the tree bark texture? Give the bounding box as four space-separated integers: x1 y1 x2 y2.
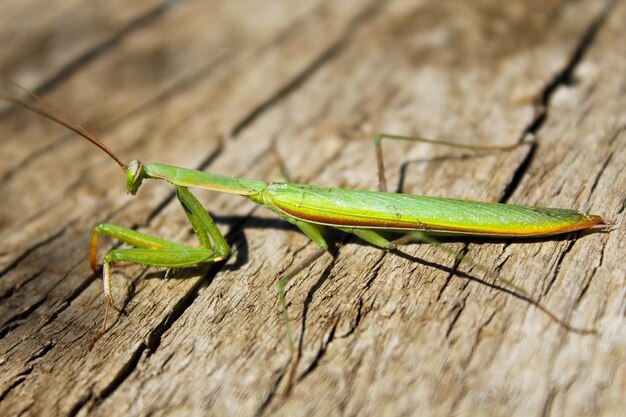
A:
0 1 624 416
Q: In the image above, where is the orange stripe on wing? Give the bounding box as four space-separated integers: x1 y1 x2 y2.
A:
277 205 606 237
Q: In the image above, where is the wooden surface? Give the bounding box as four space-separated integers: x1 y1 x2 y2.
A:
0 1 624 416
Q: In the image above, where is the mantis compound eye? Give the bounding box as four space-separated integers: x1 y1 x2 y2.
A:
125 160 145 195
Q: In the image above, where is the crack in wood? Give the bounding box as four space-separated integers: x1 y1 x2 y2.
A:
574 234 609 308
2 47 237 190
0 271 42 302
0 224 70 278
0 298 46 340
35 0 179 97
588 151 613 198
230 0 386 139
1 0 622 414
542 239 576 297
0 367 33 402
500 0 615 205
297 319 338 382
445 294 468 337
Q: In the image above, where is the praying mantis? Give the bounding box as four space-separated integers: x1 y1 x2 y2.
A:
1 77 608 356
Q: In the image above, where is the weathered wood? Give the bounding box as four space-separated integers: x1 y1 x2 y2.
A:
0 0 623 416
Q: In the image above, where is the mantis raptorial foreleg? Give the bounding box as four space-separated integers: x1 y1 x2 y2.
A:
89 185 229 345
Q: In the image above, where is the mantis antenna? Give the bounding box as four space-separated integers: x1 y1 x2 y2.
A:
0 75 125 169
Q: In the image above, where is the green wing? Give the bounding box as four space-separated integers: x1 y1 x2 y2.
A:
261 183 602 237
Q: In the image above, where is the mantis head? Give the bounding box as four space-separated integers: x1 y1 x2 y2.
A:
125 160 146 195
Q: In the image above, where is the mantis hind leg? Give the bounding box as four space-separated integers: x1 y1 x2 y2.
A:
373 135 596 335
373 133 520 192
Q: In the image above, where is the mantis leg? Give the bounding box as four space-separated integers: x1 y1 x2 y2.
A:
89 185 230 346
175 186 230 259
269 140 293 182
373 133 520 192
92 247 217 347
89 224 190 272
277 220 329 355
90 186 229 270
371 137 595 334
278 247 328 355
336 227 391 249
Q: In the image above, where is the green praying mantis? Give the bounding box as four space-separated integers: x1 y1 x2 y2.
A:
1 76 608 356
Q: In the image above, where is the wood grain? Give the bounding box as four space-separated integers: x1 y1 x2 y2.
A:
0 1 623 416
